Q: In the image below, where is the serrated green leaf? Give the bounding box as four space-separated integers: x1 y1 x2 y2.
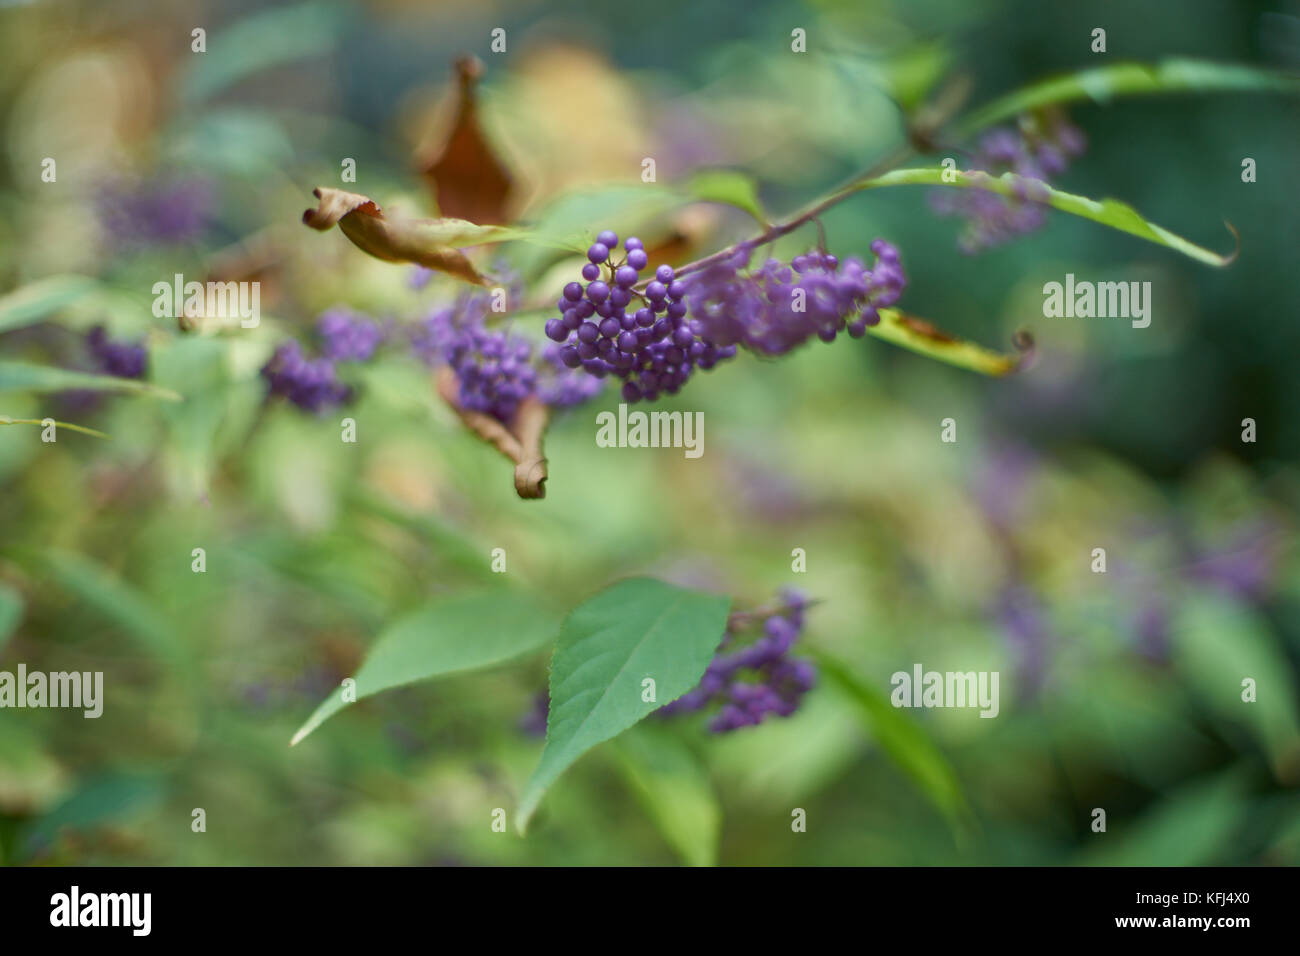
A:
686 170 769 227
851 167 1237 266
0 361 181 400
961 58 1300 136
291 590 559 746
868 309 1025 376
613 724 720 866
517 578 730 833
0 275 97 334
810 648 971 837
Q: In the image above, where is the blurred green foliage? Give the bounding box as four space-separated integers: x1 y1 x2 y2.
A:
0 0 1297 866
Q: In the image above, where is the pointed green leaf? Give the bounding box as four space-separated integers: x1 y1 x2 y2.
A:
1173 591 1300 772
686 170 769 227
961 58 1300 136
0 275 97 334
42 552 184 666
0 361 181 400
20 772 166 859
613 724 721 866
181 1 346 103
810 648 972 837
517 578 730 833
850 167 1238 266
291 590 559 746
1077 768 1245 866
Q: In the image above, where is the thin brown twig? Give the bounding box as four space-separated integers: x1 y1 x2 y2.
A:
645 144 918 285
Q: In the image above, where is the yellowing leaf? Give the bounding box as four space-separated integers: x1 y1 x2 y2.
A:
868 309 1030 376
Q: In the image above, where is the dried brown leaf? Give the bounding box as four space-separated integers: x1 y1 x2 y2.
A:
435 367 549 499
420 56 514 225
303 186 517 286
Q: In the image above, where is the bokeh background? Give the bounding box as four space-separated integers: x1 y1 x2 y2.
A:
1 0 1298 865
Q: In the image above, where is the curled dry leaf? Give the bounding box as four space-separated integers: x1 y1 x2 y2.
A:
303 186 518 286
435 367 549 499
420 55 514 225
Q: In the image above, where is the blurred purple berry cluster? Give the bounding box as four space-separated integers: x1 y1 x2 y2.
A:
316 307 384 362
260 340 353 413
660 588 816 732
545 231 738 404
414 288 603 423
86 325 148 379
95 174 213 246
683 240 906 356
930 113 1086 253
260 307 386 412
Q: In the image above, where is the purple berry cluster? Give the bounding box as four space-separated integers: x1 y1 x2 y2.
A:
683 241 906 356
261 306 386 412
545 231 737 404
86 325 148 379
413 289 603 423
660 589 816 732
260 339 353 413
316 307 384 362
96 174 213 246
930 114 1086 253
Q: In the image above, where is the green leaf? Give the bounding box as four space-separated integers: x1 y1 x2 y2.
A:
517 578 731 833
20 772 166 859
850 167 1238 267
42 552 184 667
0 361 181 401
0 415 109 439
1077 768 1245 866
181 1 346 103
810 648 972 836
348 489 498 583
869 309 1026 376
509 182 686 280
1173 591 1300 773
0 582 22 655
0 275 97 334
960 58 1300 136
152 337 229 497
612 724 721 866
291 589 560 746
685 170 769 227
